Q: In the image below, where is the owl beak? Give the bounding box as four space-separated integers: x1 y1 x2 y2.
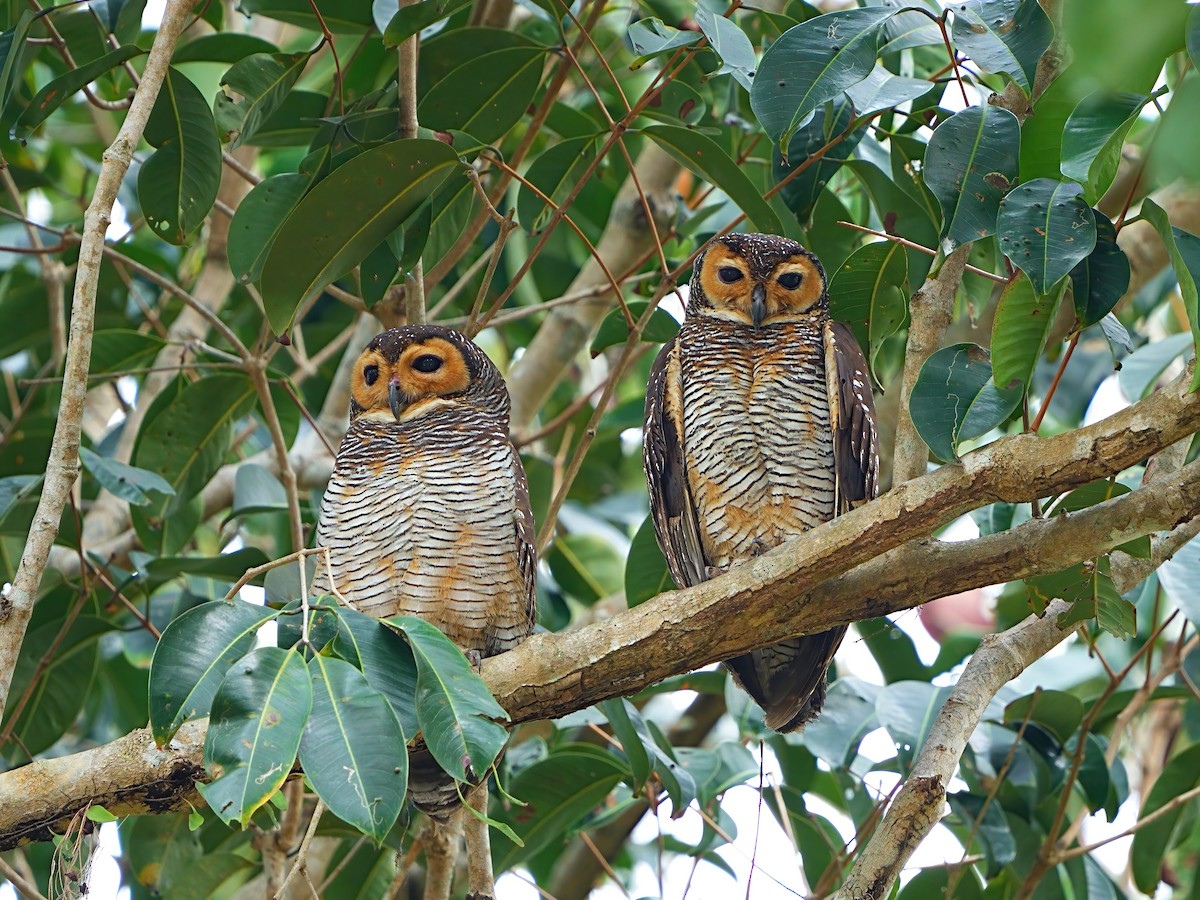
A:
750 283 767 329
388 378 406 421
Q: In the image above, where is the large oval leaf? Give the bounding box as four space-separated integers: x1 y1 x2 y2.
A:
299 655 407 844
331 606 419 737
1070 210 1130 328
924 105 1021 252
1061 91 1148 203
259 139 458 334
911 343 1023 462
214 50 312 149
418 46 545 143
950 0 1053 96
1139 199 1200 391
643 124 784 234
385 616 509 783
990 270 1067 391
750 7 895 148
148 598 280 745
517 135 601 234
997 178 1097 294
624 513 675 608
828 239 908 378
80 446 175 507
228 173 310 284
198 647 313 827
137 68 222 245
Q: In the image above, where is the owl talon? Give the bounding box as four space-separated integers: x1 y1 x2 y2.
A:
750 538 768 558
704 564 730 580
466 649 483 672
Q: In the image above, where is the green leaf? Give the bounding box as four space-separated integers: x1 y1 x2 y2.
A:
172 33 280 64
1159 534 1200 625
990 270 1066 391
1138 199 1200 391
199 647 312 827
299 655 407 843
1131 744 1200 893
1003 690 1083 745
89 329 166 374
259 139 458 334
1031 558 1135 638
386 616 509 783
80 447 175 507
997 179 1097 294
490 746 627 872
624 513 675 608
642 124 784 234
626 18 701 66
133 373 257 517
950 0 1053 96
773 96 862 228
598 699 652 793
827 239 908 379
859 619 926 684
750 7 895 148
163 853 256 900
12 46 143 139
148 599 280 745
910 343 1022 461
138 68 222 245
1117 332 1193 401
695 6 756 90
0 12 35 118
845 160 940 285
418 47 545 143
229 463 288 519
591 301 680 357
800 677 879 767
383 0 472 47
546 533 625 604
214 51 311 149
122 814 201 893
843 63 933 117
948 792 1017 876
876 681 952 761
86 806 119 824
228 173 310 285
518 136 602 234
236 0 374 32
1052 480 1150 559
1070 211 1130 328
331 606 419 738
924 104 1021 252
1061 91 1148 203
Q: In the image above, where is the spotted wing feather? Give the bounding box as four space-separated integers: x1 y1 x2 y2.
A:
825 320 879 510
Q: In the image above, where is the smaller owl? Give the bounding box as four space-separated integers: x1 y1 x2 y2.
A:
643 233 878 731
314 325 535 899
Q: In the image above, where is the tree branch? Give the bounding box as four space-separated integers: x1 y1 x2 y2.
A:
0 0 195 724
4 380 1200 849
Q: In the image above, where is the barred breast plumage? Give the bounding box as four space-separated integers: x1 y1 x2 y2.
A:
643 233 878 733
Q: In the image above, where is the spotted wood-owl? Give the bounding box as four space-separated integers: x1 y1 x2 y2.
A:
642 233 879 732
314 325 535 897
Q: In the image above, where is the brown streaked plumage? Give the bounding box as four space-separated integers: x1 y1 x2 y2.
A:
314 325 536 835
643 233 878 732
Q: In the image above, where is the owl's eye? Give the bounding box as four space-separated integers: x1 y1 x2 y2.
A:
412 354 443 373
717 266 744 284
363 364 379 386
777 272 803 290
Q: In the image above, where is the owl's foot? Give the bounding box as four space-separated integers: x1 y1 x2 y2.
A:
750 537 768 557
704 564 731 580
466 648 483 672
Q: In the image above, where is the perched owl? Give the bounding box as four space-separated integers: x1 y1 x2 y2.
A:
314 325 535 898
642 233 878 732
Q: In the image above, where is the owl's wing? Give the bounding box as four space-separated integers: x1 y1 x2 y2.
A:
510 443 538 631
824 320 880 511
643 335 708 588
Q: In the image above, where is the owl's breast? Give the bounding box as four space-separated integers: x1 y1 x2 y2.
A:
679 319 836 566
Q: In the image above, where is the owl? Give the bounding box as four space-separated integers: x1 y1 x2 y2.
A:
642 233 878 732
314 325 536 899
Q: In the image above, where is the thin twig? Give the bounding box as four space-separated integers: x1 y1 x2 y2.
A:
836 221 1009 284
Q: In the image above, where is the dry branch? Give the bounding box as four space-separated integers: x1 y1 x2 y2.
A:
0 0 196 723
5 376 1200 848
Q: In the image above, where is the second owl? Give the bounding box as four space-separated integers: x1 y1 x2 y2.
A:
643 233 879 731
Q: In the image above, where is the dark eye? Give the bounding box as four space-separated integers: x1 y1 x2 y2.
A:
363 364 379 386
717 266 744 284
778 272 803 290
412 354 443 373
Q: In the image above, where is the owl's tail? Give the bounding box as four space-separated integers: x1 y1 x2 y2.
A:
724 626 847 732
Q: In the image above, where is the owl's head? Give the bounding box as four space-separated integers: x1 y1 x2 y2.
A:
689 233 826 328
348 326 508 424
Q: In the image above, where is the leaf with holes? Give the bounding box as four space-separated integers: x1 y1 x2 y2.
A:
1071 210 1130 328
138 68 223 245
910 344 1023 461
1139 199 1200 391
950 0 1053 96
299 655 407 843
259 139 458 334
750 7 895 148
199 647 312 826
385 617 509 783
997 179 1097 294
695 6 756 90
627 18 701 66
924 104 1020 252
148 599 281 745
214 51 312 149
991 271 1067 391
